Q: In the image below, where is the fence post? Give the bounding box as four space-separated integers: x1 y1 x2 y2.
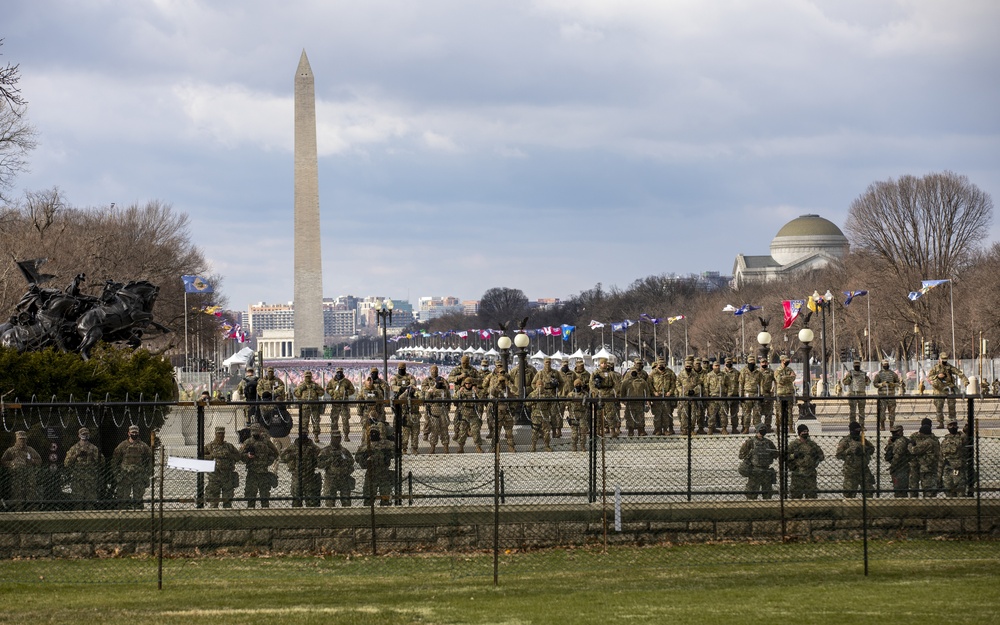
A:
778 399 788 541
493 397 500 587
588 400 597 503
686 403 692 502
874 400 883 497
157 443 165 590
861 426 869 577
968 397 980 533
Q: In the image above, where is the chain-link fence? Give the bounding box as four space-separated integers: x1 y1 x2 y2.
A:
0 393 997 584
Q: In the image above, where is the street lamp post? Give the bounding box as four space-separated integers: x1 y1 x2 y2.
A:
374 299 394 381
514 332 531 425
798 326 816 421
812 290 833 396
497 335 512 374
757 328 772 364
374 298 399 503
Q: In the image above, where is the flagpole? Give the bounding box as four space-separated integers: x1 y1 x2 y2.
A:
867 293 872 371
184 289 189 372
667 322 672 367
652 323 658 362
950 280 956 359
832 299 838 372
684 318 689 357
741 315 746 361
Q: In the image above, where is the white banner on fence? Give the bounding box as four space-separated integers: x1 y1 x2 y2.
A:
168 457 215 473
615 485 621 532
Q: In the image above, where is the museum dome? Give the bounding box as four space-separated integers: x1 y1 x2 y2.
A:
769 214 849 266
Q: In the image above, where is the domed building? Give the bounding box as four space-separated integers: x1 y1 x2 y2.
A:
732 214 849 288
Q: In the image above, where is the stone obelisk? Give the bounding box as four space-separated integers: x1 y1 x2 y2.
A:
293 50 323 358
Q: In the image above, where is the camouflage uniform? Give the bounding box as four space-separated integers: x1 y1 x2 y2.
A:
773 356 796 433
992 379 1000 397
738 427 777 499
907 419 941 498
355 433 394 506
841 362 870 424
317 433 355 507
884 426 911 497
738 357 763 433
835 423 875 498
453 382 484 453
527 387 554 452
448 355 481 390
721 358 741 434
241 424 279 508
566 380 589 452
111 426 152 509
1 431 41 511
280 435 321 507
204 427 240 508
650 359 677 435
676 356 703 435
787 425 824 499
358 378 387 427
63 427 103 508
421 366 449 440
325 368 356 440
391 366 420 455
535 359 564 435
555 361 575 437
927 354 967 427
693 359 708 433
485 368 516 452
423 377 452 454
703 362 725 434
619 367 651 436
293 372 325 441
872 361 901 430
236 369 260 425
590 359 621 437
939 422 968 497
256 367 286 400
758 360 776 428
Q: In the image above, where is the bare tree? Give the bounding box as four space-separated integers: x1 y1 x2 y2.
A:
0 39 37 201
478 287 529 328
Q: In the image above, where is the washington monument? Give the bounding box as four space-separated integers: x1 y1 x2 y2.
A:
293 50 323 357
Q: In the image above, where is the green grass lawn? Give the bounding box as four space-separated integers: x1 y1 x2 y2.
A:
1 542 998 624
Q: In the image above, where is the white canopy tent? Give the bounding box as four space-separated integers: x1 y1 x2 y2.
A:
223 346 254 370
592 347 615 363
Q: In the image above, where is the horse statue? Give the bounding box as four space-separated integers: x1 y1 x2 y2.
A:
75 280 161 360
0 293 81 352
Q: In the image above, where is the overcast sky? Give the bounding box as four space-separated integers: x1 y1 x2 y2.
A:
6 1 999 312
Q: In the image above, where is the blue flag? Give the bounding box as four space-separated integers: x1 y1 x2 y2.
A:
182 275 213 293
843 290 868 306
560 324 576 341
734 304 761 316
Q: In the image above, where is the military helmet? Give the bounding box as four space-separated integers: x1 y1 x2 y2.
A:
15 430 27 439
128 425 140 434
214 426 226 435
684 355 694 364
336 367 344 372
849 421 862 431
78 427 90 437
780 354 789 362
304 370 313 378
891 425 904 434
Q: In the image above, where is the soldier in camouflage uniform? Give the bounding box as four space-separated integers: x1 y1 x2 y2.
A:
358 377 387 427
317 431 355 507
2 431 41 511
480 362 506 440
787 423 824 499
703 361 726 434
423 374 452 454
63 427 103 509
738 425 777 500
535 358 565 436
872 359 901 430
939 420 968 497
421 365 449 441
112 425 152 509
448 354 481 390
693 359 709 433
676 356 703 435
325 367 356 440
293 371 326 442
555 360 575 438
590 358 621 437
884 425 911 497
355 428 393 506
721 357 741 434
835 422 874 498
236 367 260 425
619 365 651 436
241 423 279 508
992 379 1000 397
927 353 967 427
204 426 240 508
391 364 420 455
738 356 763 433
527 385 555 452
257 367 286 401
572 360 591 391
567 379 590 452
841 360 870 424
485 367 516 452
758 358 776 429
453 378 484 453
773 355 796 434
650 358 678 435
280 433 321 507
907 418 940 497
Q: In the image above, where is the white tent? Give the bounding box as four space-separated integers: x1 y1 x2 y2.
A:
474 347 486 355
550 350 566 361
223 346 254 369
530 350 548 361
592 347 615 362
568 348 588 363
463 346 476 354
483 348 499 358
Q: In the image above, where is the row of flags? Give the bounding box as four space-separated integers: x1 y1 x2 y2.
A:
589 315 687 332
392 323 578 343
183 276 246 341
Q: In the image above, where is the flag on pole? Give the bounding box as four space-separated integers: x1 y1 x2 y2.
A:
181 275 213 293
457 330 468 339
667 315 685 324
622 319 636 328
782 299 805 329
722 304 737 312
561 324 575 340
479 329 491 340
734 304 761 316
611 322 625 332
551 327 562 337
908 279 950 301
589 320 605 329
843 290 868 306
640 313 663 324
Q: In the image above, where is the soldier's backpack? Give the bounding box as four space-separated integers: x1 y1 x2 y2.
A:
738 456 752 477
752 439 774 469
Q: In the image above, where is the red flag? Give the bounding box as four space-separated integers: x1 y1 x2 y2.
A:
782 299 805 329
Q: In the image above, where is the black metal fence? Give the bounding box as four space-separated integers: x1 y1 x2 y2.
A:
0 394 996 584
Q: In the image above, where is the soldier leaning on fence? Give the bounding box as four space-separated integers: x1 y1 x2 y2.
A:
355 428 393 506
908 418 941 498
486 369 517 453
241 423 279 508
294 371 326 442
619 365 651 437
703 361 726 435
111 425 152 510
939 420 968 498
423 375 452 454
318 431 355 507
391 363 421 455
567 379 590 452
280 433 321 507
738 355 763 433
453 378 484 453
835 422 875 498
236 367 260 426
738 424 778 500
421 365 449 441
2 431 41 511
325 367 356 441
590 358 621 437
928 353 968 428
884 425 911 498
872 360 902 430
63 427 103 509
204 426 240 508
772 355 796 433
787 423 824 499
841 360 870 425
